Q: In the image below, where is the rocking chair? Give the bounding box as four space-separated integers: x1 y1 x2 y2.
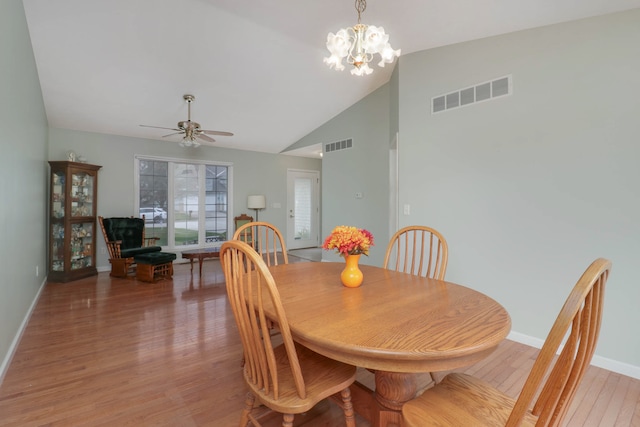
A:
98 216 162 278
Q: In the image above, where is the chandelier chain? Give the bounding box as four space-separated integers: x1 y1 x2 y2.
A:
354 0 366 23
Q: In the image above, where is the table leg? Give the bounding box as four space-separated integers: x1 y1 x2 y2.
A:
343 371 418 427
374 371 417 410
198 257 204 277
189 259 194 273
374 371 417 427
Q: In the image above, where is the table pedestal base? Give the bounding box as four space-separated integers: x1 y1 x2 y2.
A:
334 371 430 427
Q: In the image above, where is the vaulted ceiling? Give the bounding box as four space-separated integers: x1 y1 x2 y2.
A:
22 0 640 157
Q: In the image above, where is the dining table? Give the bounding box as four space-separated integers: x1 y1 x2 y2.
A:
263 262 512 427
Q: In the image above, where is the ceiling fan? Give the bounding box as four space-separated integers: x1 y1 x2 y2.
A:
140 94 233 147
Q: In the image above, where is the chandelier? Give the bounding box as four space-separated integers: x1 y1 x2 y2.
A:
324 0 401 76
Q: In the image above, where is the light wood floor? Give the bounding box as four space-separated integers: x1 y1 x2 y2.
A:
1 256 638 426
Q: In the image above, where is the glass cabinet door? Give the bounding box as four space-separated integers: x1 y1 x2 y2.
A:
70 222 94 270
51 170 66 272
52 170 66 218
51 223 65 271
71 172 94 217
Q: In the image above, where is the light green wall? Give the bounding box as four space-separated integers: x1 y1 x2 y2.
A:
48 128 321 269
293 9 640 372
292 85 392 266
397 11 640 367
0 0 48 378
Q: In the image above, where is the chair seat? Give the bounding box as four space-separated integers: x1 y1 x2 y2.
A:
402 373 538 426
248 342 357 415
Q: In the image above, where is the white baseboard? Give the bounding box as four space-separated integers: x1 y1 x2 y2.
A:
508 331 640 380
0 276 47 386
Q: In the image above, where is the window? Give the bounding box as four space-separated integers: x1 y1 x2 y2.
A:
136 156 232 248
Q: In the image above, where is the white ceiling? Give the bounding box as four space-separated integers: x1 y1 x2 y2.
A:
22 0 640 157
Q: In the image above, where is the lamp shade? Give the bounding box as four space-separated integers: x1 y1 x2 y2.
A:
247 195 266 210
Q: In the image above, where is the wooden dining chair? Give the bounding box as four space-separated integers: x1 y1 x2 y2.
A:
382 225 448 384
220 240 357 427
402 258 612 427
233 221 288 355
233 221 289 267
234 213 254 242
383 225 448 280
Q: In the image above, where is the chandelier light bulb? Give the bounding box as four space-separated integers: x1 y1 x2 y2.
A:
324 0 400 76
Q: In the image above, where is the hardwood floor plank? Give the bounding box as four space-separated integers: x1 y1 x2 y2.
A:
583 371 619 426
614 376 640 427
0 259 638 426
599 375 629 426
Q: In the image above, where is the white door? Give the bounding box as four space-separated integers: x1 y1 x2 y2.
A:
286 169 319 250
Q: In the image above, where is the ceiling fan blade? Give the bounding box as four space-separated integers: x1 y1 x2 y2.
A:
201 130 234 136
140 124 181 131
197 134 216 143
162 132 184 138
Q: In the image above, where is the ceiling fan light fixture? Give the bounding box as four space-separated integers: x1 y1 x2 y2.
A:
180 135 200 148
139 94 234 148
324 0 400 76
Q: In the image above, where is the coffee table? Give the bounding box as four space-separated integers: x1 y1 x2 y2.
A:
181 247 220 277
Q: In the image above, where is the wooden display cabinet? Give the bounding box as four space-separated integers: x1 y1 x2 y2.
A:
48 161 102 282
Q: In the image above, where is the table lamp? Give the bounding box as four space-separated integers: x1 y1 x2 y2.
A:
247 195 266 221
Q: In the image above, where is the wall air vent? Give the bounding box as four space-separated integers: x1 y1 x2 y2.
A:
324 138 353 153
431 75 512 114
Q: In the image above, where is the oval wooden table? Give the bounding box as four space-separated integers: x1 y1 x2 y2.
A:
264 262 511 427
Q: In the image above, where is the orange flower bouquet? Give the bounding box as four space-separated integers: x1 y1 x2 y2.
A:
322 225 374 257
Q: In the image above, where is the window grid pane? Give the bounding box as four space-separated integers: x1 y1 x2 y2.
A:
174 163 199 247
139 160 169 245
137 158 229 248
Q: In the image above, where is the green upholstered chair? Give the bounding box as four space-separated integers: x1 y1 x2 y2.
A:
98 216 161 278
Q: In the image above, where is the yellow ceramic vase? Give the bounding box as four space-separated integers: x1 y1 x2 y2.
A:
341 254 363 288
